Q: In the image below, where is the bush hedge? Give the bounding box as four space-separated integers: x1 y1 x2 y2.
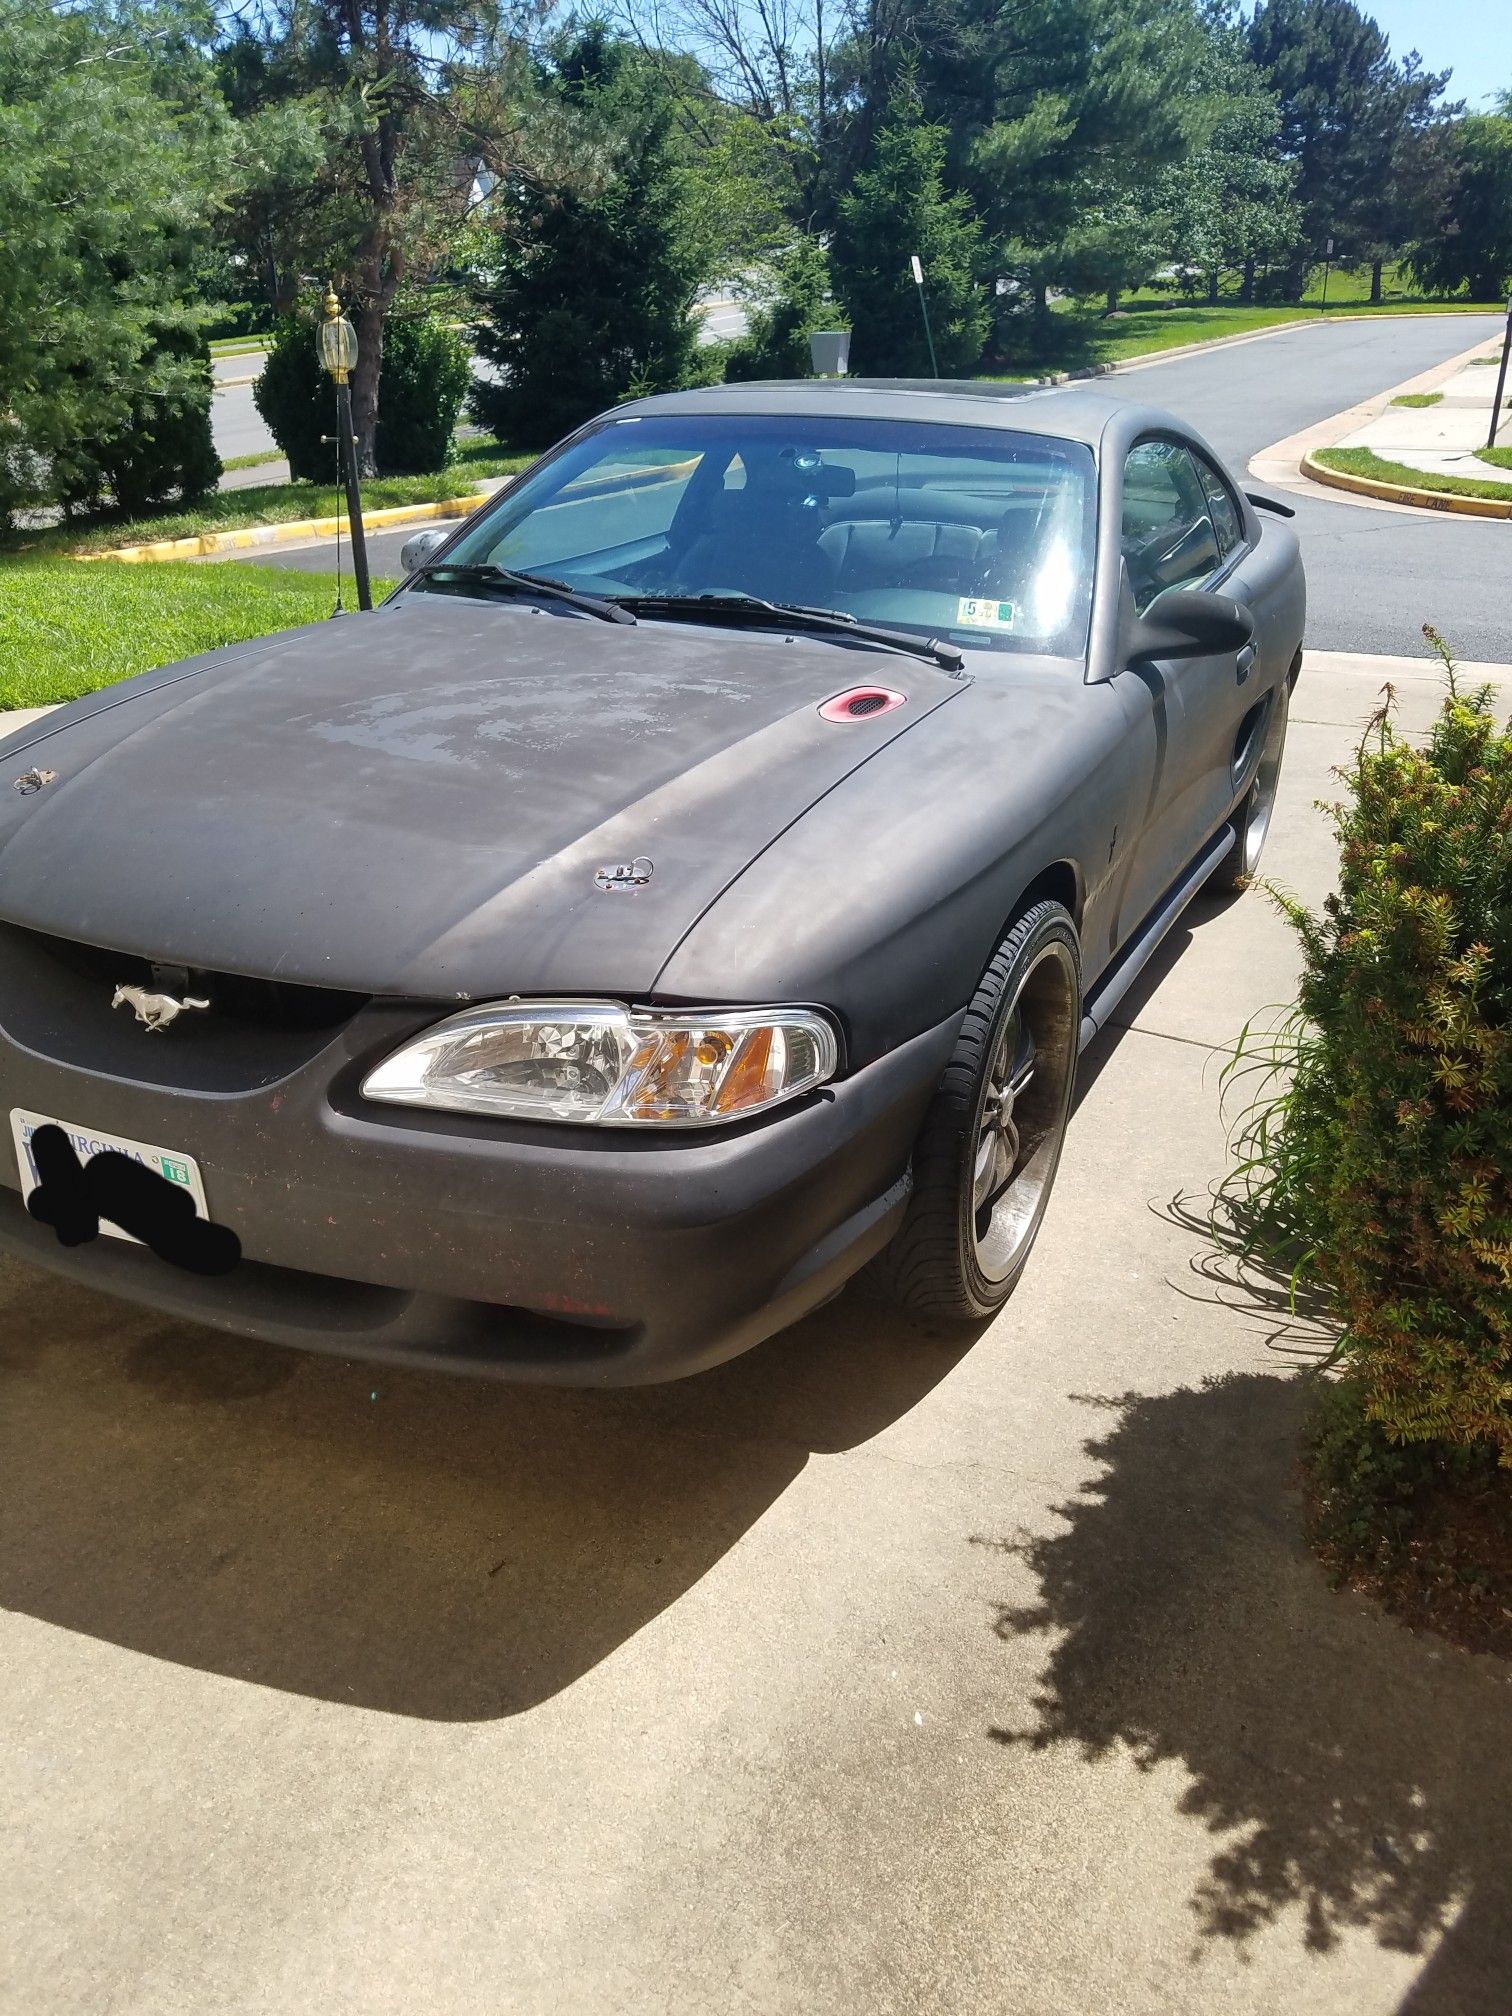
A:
65 324 220 514
252 318 335 483
254 312 470 480
724 240 836 381
1236 633 1512 1463
375 317 471 475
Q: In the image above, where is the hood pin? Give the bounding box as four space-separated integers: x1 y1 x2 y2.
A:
595 857 654 892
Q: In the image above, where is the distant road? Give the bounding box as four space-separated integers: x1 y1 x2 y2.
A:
1091 314 1506 660
247 313 1506 661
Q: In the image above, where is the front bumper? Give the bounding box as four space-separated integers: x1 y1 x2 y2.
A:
0 967 959 1384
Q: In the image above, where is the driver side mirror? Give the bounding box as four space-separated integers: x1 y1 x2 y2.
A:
400 526 450 575
1124 589 1254 666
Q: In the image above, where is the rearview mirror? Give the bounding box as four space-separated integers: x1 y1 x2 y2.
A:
400 526 450 575
1125 589 1254 666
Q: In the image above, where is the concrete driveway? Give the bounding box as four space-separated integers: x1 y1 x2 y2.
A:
4 652 1511 2014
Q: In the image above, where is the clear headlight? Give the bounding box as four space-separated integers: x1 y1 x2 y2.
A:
360 1001 839 1126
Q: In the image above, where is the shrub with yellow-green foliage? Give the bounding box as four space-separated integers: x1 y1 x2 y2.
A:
1237 632 1512 1461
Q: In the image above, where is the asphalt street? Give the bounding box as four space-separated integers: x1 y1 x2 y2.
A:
1096 313 1508 660
247 313 1508 660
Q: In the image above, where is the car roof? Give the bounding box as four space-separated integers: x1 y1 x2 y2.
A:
610 378 1161 450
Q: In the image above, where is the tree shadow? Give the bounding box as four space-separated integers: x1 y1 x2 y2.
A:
984 1372 1512 2014
0 1253 978 1722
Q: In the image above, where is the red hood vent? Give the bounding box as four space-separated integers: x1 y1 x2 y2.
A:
818 686 907 722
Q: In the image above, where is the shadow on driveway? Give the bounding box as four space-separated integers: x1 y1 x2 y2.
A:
983 1371 1512 2015
0 1259 976 1722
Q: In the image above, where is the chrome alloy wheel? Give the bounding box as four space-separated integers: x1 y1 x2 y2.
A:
1236 679 1290 881
968 938 1080 1286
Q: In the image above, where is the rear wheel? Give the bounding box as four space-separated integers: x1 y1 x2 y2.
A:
875 901 1081 1322
1212 677 1289 893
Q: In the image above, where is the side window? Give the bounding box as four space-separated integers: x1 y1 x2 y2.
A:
1120 440 1222 613
1195 456 1244 557
485 446 700 575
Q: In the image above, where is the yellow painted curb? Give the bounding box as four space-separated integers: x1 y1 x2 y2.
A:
75 457 694 565
77 492 497 565
1301 451 1512 519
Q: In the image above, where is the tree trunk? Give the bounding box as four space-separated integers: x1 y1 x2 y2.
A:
351 298 385 479
1370 259 1383 305
1240 257 1256 305
1033 279 1049 324
1207 267 1220 306
1105 287 1119 316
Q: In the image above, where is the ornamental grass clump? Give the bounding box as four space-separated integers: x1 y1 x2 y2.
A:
1233 632 1512 1465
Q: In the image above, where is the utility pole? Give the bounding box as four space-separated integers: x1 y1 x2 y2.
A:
1319 238 1334 314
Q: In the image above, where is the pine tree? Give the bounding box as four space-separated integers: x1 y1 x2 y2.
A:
470 36 710 448
830 94 988 377
0 0 225 522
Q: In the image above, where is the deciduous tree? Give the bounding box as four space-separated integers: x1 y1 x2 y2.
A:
218 0 565 471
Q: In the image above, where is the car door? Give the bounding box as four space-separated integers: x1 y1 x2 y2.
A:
1115 436 1255 931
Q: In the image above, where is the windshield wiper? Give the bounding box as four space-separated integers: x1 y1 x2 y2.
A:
613 592 964 672
410 562 637 626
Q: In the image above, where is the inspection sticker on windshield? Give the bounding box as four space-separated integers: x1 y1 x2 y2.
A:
956 596 1018 632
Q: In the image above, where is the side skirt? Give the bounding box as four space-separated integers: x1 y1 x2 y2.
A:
1077 823 1237 1052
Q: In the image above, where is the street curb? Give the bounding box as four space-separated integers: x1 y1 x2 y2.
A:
1249 326 1507 505
213 372 261 390
1300 451 1512 519
1036 317 1312 383
1032 310 1497 388
77 491 496 565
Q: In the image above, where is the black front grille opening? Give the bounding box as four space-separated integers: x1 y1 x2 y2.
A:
11 925 370 1034
846 692 890 717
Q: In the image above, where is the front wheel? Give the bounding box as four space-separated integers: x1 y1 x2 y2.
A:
1212 677 1290 893
874 901 1082 1322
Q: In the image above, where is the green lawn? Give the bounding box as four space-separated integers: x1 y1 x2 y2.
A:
1313 446 1512 504
0 559 396 712
4 439 531 561
1391 392 1443 408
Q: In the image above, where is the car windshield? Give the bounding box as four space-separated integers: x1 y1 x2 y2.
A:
420 412 1097 657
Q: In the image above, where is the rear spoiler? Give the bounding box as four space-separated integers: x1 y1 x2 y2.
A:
1246 490 1296 519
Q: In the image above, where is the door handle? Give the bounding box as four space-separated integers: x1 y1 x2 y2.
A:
1236 643 1257 683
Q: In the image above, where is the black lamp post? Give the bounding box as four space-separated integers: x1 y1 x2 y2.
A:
317 289 372 612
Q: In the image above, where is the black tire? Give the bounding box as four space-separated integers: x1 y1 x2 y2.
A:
1211 677 1290 894
874 900 1082 1322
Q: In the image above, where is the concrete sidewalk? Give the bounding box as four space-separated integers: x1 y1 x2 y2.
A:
1338 350 1512 487
3 652 1511 2015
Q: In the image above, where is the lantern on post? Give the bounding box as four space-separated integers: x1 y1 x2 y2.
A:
317 289 372 611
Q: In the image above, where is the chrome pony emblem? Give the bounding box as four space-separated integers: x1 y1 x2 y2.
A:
111 984 211 1033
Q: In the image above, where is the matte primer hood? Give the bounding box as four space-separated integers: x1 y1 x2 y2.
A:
0 596 963 999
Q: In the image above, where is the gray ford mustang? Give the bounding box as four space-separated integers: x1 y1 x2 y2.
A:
0 381 1303 1383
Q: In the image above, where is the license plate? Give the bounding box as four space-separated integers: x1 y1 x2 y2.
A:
11 1109 209 1244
